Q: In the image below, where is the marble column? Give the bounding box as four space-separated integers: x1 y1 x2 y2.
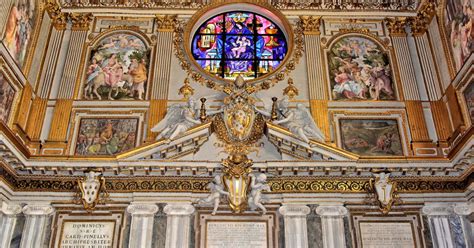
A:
278 205 311 248
163 204 195 248
20 205 54 248
316 205 348 248
127 204 159 248
454 203 474 248
422 204 460 248
0 202 22 248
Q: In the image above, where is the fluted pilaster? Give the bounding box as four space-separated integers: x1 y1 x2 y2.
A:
316 204 348 248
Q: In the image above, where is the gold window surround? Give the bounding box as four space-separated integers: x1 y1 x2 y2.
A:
175 0 304 92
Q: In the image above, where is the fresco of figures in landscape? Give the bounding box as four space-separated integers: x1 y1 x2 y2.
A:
444 0 473 72
192 11 288 80
75 118 139 156
339 119 403 156
327 36 395 101
84 33 150 100
3 0 37 66
0 73 16 123
464 82 474 122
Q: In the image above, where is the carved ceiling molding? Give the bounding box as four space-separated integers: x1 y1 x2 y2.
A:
0 162 471 193
59 0 420 12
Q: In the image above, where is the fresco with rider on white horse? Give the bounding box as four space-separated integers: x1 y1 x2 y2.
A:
328 36 396 101
83 33 150 100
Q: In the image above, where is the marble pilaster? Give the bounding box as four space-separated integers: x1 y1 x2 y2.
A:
127 204 159 248
163 204 195 248
19 205 54 248
454 203 474 248
316 205 348 248
422 204 467 248
279 205 311 248
0 202 22 248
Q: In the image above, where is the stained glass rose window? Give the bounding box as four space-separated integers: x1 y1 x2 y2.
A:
191 11 288 80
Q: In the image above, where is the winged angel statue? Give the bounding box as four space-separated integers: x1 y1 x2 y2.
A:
256 97 325 144
151 98 201 141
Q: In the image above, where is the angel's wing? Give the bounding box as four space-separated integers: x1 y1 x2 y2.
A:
302 107 325 141
150 104 184 132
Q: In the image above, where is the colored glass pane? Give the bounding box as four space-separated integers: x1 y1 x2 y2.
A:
192 11 287 80
192 35 223 59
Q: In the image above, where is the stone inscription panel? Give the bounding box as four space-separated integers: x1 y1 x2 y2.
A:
206 221 268 248
360 222 415 248
60 222 115 248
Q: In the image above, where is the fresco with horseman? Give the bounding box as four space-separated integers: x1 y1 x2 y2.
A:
83 33 150 100
74 118 139 156
327 36 396 101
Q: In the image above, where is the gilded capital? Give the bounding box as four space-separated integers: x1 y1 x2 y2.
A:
408 2 436 35
45 1 67 30
385 17 407 36
299 16 321 35
70 13 94 31
156 15 177 32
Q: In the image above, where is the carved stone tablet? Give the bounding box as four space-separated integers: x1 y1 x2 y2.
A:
60 221 115 248
359 222 415 248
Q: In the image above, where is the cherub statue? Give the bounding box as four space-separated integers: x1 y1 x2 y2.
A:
248 173 271 215
151 98 201 141
273 103 325 143
198 175 229 215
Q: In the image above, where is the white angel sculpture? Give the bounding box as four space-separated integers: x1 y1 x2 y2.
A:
151 98 201 141
198 175 229 215
273 103 325 143
248 173 271 215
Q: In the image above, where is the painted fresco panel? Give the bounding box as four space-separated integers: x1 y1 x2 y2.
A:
3 0 37 67
444 0 473 72
327 36 396 101
75 118 139 156
339 119 403 156
0 73 16 124
463 81 474 123
83 33 150 100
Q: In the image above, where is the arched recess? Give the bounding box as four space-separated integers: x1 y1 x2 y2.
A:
324 31 399 102
80 28 153 101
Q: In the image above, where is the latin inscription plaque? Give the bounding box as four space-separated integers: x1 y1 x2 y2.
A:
360 222 415 248
206 221 268 248
60 222 115 248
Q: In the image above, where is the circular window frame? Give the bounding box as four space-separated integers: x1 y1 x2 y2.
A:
181 1 296 87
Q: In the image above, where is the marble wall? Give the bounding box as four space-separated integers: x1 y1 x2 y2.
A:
1 202 474 248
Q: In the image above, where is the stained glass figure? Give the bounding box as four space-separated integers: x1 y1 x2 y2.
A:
192 11 288 80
